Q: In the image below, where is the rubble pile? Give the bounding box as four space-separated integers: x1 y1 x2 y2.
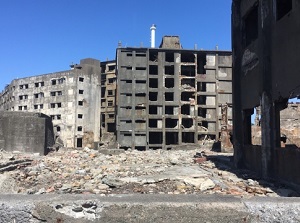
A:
0 147 298 197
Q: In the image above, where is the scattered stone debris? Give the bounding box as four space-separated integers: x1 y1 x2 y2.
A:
0 147 298 197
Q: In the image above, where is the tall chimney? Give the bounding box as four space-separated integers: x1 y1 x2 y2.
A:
150 24 156 48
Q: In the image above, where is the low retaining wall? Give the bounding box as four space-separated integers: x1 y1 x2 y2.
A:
0 194 299 222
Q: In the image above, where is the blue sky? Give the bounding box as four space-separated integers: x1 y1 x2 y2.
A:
0 0 232 90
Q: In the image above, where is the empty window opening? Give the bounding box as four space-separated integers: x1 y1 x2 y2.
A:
57 91 62 96
182 118 193 128
181 65 195 77
25 84 28 89
57 115 61 120
198 108 207 118
197 96 207 105
18 106 22 111
165 92 174 101
149 51 158 62
34 105 38 109
108 90 113 96
57 103 62 108
165 106 174 115
244 4 258 46
50 92 56 96
166 118 178 128
108 78 115 83
51 80 56 85
79 89 84 94
125 80 132 83
78 114 83 119
58 78 65 84
50 103 55 108
181 79 195 89
149 92 158 101
127 53 133 57
23 106 27 110
108 114 114 119
126 66 132 70
40 104 43 109
135 146 146 151
181 92 194 102
165 65 174 75
77 126 83 131
77 138 83 148
165 52 174 62
101 114 105 127
56 126 61 132
78 101 83 106
181 104 190 115
136 80 146 84
277 0 292 20
182 132 194 143
136 67 146 70
108 65 115 71
108 101 113 107
149 78 158 88
197 54 206 74
107 123 115 132
149 132 163 144
149 65 158 75
201 121 209 129
136 53 146 57
149 119 158 128
101 64 106 73
79 77 84 82
198 82 207 92
136 93 146 97
149 105 158 114
166 132 178 145
181 52 195 63
165 78 174 88
35 83 38 87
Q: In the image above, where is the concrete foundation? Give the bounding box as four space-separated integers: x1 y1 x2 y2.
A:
0 194 299 222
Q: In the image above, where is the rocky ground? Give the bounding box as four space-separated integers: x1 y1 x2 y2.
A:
0 146 298 197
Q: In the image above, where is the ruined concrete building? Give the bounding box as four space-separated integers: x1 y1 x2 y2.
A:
116 36 232 150
0 58 101 148
232 0 300 185
100 60 117 139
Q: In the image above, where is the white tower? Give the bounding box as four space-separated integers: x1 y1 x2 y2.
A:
150 24 156 48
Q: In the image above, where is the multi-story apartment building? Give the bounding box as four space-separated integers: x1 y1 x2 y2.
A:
0 58 101 148
116 36 232 150
100 60 117 139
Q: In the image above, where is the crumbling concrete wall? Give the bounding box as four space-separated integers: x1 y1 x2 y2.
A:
0 111 54 155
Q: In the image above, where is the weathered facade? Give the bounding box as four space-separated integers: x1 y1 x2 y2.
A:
232 0 300 183
100 60 117 140
0 111 54 154
116 36 232 150
0 58 101 148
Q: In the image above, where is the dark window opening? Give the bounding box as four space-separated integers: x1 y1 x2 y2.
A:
50 103 55 108
108 114 114 118
197 54 206 74
149 92 158 101
35 83 39 87
197 96 206 105
149 132 163 144
18 106 22 111
135 146 146 151
77 138 83 148
136 67 146 70
181 104 190 115
108 78 115 83
181 92 194 102
79 90 84 94
182 132 194 143
126 66 132 70
127 53 133 57
56 126 61 132
136 80 146 84
78 114 83 119
166 132 178 145
165 106 174 115
101 64 106 73
57 103 62 108
136 53 146 57
149 51 158 62
181 52 195 63
201 121 209 129
165 92 174 101
165 52 174 62
182 79 195 88
136 93 146 97
34 105 38 109
108 65 115 71
79 77 84 82
149 65 158 75
78 126 83 131
165 65 174 75
107 123 115 132
182 118 193 128
198 108 207 118
108 90 113 96
125 80 132 83
149 78 158 88
101 114 105 127
149 119 158 128
277 0 292 20
149 105 158 114
24 106 27 110
166 118 178 128
198 82 207 92
50 92 56 96
57 115 61 120
51 80 56 85
57 91 62 96
244 4 258 46
165 78 174 88
181 65 195 77
108 101 113 106
25 84 28 89
78 101 83 106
